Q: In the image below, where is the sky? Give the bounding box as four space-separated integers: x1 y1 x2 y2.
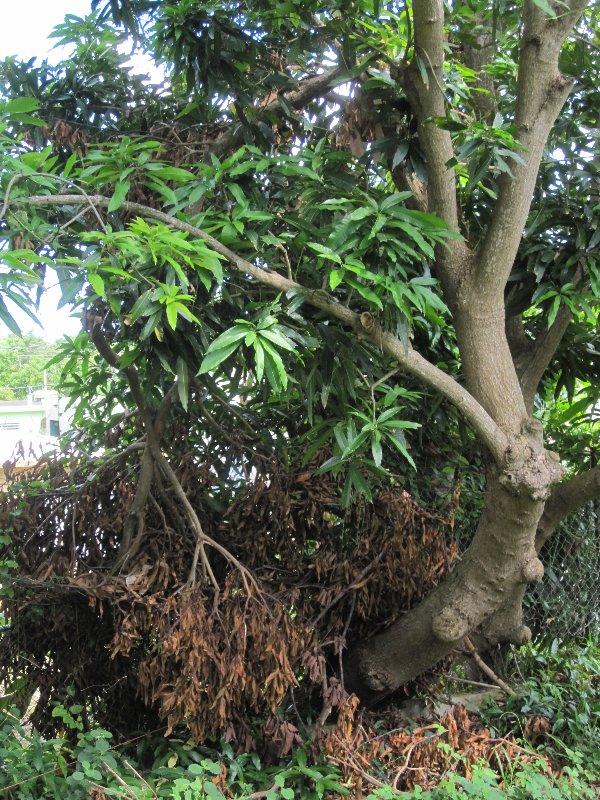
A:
0 0 159 342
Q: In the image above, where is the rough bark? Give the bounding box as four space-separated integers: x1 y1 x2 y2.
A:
346 430 563 703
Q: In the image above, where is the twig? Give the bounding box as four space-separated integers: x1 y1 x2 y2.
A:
123 759 158 797
316 672 333 729
440 673 504 690
327 755 389 790
70 496 78 575
464 637 516 696
101 759 142 799
0 173 23 220
393 740 421 790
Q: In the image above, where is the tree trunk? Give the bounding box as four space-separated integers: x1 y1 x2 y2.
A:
346 437 563 703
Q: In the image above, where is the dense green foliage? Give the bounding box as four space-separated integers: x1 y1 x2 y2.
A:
0 0 596 504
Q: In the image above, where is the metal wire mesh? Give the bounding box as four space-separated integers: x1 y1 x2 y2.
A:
526 502 600 640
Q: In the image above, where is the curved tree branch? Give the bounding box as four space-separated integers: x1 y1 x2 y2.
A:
17 191 509 463
536 464 600 549
475 0 588 298
209 66 346 159
401 1 473 310
518 305 572 411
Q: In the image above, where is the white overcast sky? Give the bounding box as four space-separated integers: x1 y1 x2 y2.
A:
0 0 141 341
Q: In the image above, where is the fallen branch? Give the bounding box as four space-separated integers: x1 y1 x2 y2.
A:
464 637 516 696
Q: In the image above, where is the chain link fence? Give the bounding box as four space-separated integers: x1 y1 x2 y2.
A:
526 502 600 640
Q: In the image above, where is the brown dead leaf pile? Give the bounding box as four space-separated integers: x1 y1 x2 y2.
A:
320 700 552 795
0 449 456 751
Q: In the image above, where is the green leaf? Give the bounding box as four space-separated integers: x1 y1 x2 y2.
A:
371 431 383 467
330 269 344 290
88 273 105 296
344 277 383 309
340 429 370 460
547 295 561 327
386 430 416 469
258 328 295 352
146 165 196 182
254 340 265 381
198 340 242 374
0 297 22 335
108 180 131 212
202 781 225 799
415 53 429 88
166 301 178 330
3 97 40 114
176 357 189 411
530 0 558 16
346 207 374 222
204 325 249 353
261 339 289 391
306 242 342 263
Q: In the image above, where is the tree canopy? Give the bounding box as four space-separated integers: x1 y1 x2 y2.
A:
0 0 598 748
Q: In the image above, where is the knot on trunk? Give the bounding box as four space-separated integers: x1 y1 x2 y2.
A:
522 556 544 584
432 607 469 643
515 624 532 645
500 427 564 500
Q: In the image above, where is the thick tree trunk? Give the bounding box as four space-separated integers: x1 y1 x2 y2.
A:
346 430 563 703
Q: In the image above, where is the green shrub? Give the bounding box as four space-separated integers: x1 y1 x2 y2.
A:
367 758 597 800
480 637 600 775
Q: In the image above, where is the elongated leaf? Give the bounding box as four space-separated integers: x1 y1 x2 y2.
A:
386 430 416 469
341 429 371 460
254 340 265 381
3 97 40 114
108 180 131 212
261 339 289 390
306 242 342 263
176 358 189 411
258 328 295 352
371 431 383 467
198 340 242 374
88 273 105 296
0 296 22 335
166 301 178 330
530 0 558 16
204 325 249 352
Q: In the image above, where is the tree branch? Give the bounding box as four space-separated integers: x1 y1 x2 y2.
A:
518 305 572 411
536 464 600 549
462 13 497 122
17 191 509 463
475 0 588 298
209 67 346 158
405 1 459 233
401 1 472 308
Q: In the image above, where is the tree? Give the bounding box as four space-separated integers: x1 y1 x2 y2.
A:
0 334 61 399
0 0 598 736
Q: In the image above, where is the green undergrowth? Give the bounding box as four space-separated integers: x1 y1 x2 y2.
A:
0 637 598 799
